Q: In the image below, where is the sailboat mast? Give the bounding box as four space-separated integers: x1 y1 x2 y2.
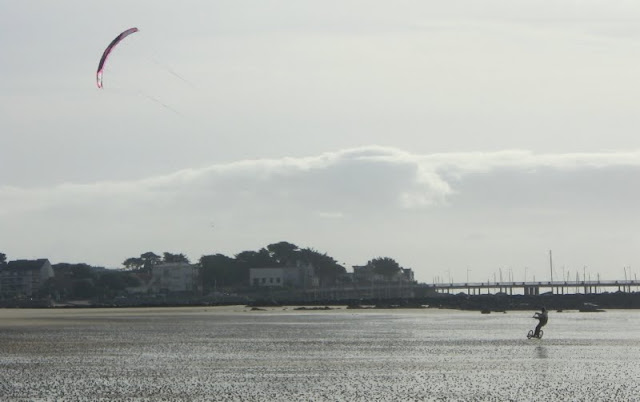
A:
549 250 554 282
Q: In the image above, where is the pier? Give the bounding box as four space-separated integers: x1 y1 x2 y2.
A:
432 279 640 296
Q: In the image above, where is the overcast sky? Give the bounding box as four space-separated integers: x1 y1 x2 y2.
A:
2 1 640 283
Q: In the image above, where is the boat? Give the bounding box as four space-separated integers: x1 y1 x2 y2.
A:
578 302 605 312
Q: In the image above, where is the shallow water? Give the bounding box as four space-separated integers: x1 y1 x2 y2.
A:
0 307 638 401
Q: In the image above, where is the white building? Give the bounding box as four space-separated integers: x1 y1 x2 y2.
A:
0 259 54 298
148 262 199 294
250 262 318 288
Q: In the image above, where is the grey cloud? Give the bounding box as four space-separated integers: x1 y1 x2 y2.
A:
3 145 640 271
3 146 640 218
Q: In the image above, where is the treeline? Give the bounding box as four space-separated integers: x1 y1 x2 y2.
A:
198 241 348 293
119 241 407 294
49 263 140 300
118 241 349 294
1 242 409 300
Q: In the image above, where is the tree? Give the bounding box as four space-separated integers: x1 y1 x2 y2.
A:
235 249 276 268
95 271 140 298
0 252 6 265
199 254 243 291
52 263 98 300
299 248 346 286
367 257 402 280
122 252 161 272
266 241 299 266
140 252 161 271
122 257 144 270
54 263 94 279
72 279 96 299
163 252 190 264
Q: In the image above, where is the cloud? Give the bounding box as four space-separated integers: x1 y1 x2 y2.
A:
4 146 640 218
3 145 640 269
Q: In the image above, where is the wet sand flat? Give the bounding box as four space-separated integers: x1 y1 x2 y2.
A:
1 307 639 401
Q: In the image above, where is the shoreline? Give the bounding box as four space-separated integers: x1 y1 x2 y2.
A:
2 290 640 310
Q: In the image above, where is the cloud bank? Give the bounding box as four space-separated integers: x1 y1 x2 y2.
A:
2 145 640 277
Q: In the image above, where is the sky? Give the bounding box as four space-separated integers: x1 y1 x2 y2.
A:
2 1 640 283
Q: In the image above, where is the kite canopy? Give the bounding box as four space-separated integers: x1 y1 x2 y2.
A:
96 27 139 88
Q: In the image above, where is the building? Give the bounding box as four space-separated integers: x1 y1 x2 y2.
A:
148 262 199 294
402 268 415 282
0 259 54 298
250 262 318 288
353 265 416 284
353 265 385 283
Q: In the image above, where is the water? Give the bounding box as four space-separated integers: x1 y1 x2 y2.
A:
0 307 638 401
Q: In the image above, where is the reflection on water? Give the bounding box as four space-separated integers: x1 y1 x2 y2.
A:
0 307 639 401
535 345 549 359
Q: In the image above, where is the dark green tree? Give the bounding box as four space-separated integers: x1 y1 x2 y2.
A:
52 263 97 300
235 249 276 268
122 257 144 270
299 248 347 286
140 252 161 271
0 252 6 265
95 271 140 298
266 241 299 266
72 279 96 299
367 257 402 280
163 252 190 264
54 263 94 278
199 254 243 291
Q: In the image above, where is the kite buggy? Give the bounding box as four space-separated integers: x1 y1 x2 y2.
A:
527 307 548 339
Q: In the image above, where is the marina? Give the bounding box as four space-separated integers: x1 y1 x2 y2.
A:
432 279 640 295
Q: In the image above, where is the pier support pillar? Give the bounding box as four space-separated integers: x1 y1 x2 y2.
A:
524 286 540 296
